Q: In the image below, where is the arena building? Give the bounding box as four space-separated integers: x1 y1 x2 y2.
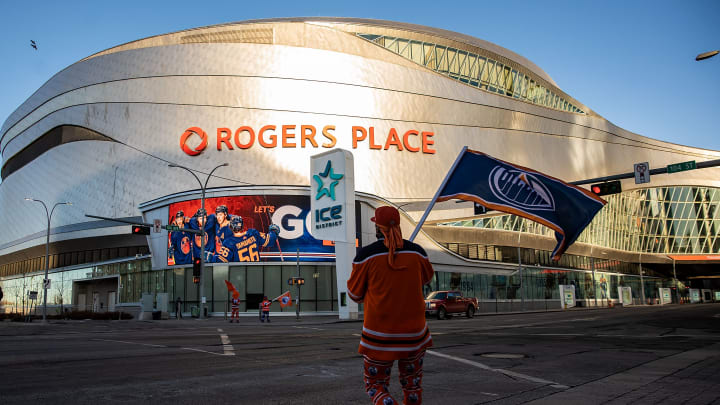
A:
2 17 719 317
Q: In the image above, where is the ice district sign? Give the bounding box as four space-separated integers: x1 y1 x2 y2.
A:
310 149 355 243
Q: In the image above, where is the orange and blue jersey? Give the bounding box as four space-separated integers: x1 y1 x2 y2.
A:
260 299 272 312
188 214 217 258
347 239 434 361
170 231 193 265
211 229 277 263
215 222 234 252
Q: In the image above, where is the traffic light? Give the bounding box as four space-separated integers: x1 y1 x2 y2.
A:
287 277 305 285
131 225 151 235
192 257 201 277
590 180 622 196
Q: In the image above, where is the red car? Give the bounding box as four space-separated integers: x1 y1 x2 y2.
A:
425 291 478 319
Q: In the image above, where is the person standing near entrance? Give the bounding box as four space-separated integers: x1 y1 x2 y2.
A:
230 291 240 323
175 296 183 319
348 206 435 405
259 295 271 322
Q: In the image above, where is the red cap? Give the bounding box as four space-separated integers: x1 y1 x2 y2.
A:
371 206 400 227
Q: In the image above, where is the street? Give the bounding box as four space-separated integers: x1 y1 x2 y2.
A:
1 304 719 404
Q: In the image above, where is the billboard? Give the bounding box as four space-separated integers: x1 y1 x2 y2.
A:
167 195 335 265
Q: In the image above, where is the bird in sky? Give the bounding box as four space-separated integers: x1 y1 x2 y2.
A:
30 40 37 50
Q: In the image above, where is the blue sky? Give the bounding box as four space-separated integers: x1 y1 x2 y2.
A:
2 0 719 152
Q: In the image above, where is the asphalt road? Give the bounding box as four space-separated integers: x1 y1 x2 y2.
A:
1 304 719 404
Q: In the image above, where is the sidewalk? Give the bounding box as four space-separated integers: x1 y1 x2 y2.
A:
148 313 358 326
527 343 720 404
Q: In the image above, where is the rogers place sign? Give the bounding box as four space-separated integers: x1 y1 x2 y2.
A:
179 125 436 156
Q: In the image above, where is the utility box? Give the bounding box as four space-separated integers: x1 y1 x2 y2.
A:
618 287 632 306
702 289 712 303
139 293 155 320
690 289 701 303
156 293 169 320
559 285 576 309
141 293 154 311
659 288 672 305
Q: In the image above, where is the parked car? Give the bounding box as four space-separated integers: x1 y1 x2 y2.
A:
425 290 478 319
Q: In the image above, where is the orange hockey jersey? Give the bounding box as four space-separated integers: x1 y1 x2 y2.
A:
347 239 434 361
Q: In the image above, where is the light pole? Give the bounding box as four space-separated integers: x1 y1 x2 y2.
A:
24 198 72 322
696 50 719 61
168 163 228 319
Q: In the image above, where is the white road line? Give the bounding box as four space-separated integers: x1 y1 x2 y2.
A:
220 334 235 356
182 347 228 356
426 350 569 389
293 326 324 331
217 328 224 332
94 339 167 348
352 333 361 337
531 333 585 336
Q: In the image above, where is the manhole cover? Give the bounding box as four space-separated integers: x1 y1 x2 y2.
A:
475 352 526 359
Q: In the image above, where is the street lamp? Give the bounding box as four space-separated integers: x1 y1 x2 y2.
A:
24 198 72 322
696 50 719 61
168 163 228 319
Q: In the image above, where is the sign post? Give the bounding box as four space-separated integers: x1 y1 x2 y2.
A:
310 149 357 320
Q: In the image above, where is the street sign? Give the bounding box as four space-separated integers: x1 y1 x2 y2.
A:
153 219 162 233
165 225 180 231
43 279 51 289
667 160 696 174
633 162 650 184
28 291 38 300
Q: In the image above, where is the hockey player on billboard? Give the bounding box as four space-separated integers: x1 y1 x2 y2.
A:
168 210 193 265
214 205 234 252
188 208 218 259
211 216 280 263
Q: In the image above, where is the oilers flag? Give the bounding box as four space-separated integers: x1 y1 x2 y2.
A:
437 148 607 260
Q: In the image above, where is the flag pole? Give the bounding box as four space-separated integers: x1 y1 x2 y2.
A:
409 146 468 242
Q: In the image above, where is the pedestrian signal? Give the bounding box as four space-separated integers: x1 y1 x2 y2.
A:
192 257 201 277
193 276 200 284
590 180 622 196
131 225 151 235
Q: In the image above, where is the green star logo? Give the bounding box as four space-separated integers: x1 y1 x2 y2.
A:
314 160 344 200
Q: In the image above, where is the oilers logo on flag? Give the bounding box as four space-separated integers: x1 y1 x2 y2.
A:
280 295 291 306
437 148 607 260
489 167 555 211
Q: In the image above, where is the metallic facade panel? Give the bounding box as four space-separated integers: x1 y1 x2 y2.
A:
1 19 719 261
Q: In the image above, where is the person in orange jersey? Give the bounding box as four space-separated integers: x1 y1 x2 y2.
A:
230 291 240 323
348 206 434 405
260 295 272 323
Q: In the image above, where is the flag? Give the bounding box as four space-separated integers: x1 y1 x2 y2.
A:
224 280 239 298
437 149 607 260
275 291 292 307
224 280 237 292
